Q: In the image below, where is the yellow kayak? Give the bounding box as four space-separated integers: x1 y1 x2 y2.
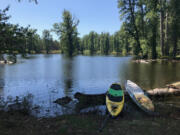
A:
106 84 124 117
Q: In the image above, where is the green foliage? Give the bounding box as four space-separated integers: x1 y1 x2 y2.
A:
0 6 60 59
140 39 149 58
42 30 53 54
1 0 180 59
116 0 180 59
169 0 180 58
118 0 142 56
18 0 38 4
53 10 79 57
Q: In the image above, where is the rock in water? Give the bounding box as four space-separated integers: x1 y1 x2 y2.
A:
54 96 72 106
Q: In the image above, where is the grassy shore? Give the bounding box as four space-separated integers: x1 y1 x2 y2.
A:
0 112 180 135
0 82 180 135
0 101 180 135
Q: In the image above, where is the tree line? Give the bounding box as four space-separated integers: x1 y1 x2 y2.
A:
0 6 60 61
52 10 130 57
117 0 180 59
79 31 129 56
1 0 180 59
52 0 180 58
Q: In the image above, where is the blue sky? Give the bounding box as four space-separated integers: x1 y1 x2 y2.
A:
0 0 122 39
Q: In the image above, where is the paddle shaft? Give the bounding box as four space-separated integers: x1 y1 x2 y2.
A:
99 114 110 132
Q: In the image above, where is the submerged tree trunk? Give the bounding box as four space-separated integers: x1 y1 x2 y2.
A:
0 54 4 60
46 49 49 54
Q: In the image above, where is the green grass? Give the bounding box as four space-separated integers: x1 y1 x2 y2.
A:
0 109 180 135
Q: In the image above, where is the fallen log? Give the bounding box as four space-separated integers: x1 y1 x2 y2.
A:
147 88 180 97
54 87 180 106
73 87 180 112
74 87 180 103
148 81 180 97
167 82 180 89
54 82 180 111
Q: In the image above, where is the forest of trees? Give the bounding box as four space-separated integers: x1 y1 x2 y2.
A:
0 6 60 61
52 0 180 58
117 0 180 59
79 0 180 58
0 0 180 59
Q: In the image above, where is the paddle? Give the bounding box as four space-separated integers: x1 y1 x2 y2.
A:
99 113 110 132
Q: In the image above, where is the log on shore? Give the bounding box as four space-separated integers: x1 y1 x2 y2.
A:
54 82 180 110
74 86 180 104
73 86 180 111
148 82 180 97
147 88 180 97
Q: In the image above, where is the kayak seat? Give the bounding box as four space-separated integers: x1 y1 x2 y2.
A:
110 84 122 90
107 93 123 102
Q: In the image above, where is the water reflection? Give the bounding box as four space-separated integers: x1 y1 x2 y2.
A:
126 61 180 89
62 56 74 96
0 64 5 94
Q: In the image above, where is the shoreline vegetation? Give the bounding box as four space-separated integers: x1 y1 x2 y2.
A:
0 82 180 135
1 0 180 61
0 51 180 65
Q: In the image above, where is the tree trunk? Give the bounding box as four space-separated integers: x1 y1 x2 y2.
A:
172 15 178 58
172 33 177 58
129 0 142 55
151 0 158 59
165 11 169 56
140 3 145 38
152 24 157 59
160 8 165 56
172 18 178 58
171 0 179 58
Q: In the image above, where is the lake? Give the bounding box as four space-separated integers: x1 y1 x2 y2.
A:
0 54 180 116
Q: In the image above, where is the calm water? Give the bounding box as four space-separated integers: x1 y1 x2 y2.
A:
0 54 180 116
